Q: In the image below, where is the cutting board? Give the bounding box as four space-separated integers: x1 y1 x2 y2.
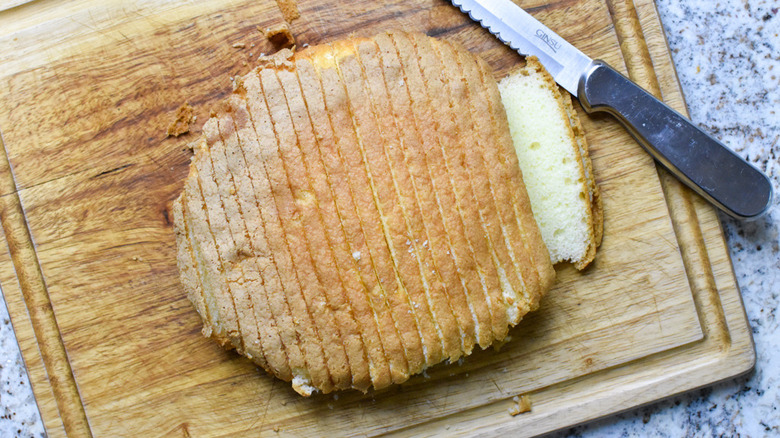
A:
0 0 754 436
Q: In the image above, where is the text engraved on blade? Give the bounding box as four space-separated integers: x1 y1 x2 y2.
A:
535 29 560 53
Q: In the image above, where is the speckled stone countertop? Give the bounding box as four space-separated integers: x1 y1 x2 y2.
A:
559 0 780 436
1 1 779 436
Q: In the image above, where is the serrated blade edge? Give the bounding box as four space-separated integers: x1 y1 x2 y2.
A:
450 0 592 96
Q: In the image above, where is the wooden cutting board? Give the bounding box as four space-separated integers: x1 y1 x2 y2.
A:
0 0 754 436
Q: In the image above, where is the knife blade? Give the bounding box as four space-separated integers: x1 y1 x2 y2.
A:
451 0 773 220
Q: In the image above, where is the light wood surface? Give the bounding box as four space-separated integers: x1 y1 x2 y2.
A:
0 0 753 436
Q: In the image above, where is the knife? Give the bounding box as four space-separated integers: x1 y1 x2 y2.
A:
450 0 773 219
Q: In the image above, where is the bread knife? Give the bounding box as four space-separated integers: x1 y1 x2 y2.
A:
450 0 773 219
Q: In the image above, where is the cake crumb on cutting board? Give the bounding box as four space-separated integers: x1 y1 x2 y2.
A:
167 103 195 137
262 22 295 48
508 395 532 416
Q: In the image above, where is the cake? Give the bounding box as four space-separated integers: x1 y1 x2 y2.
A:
498 57 603 269
171 31 600 396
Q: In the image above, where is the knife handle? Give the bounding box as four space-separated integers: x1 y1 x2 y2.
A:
578 60 773 219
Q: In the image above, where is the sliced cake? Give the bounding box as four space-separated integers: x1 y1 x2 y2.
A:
498 56 603 270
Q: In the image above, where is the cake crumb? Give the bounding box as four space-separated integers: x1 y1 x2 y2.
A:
508 395 532 416
232 42 246 49
273 425 280 432
167 103 194 137
263 22 295 48
275 0 300 22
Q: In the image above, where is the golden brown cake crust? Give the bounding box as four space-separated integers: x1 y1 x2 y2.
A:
311 43 423 382
478 58 555 309
173 31 556 396
437 39 512 340
241 71 335 393
459 50 539 320
217 106 292 380
293 56 399 388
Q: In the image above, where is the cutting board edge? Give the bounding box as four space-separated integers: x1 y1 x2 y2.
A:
387 328 753 437
0 136 86 437
0 243 68 438
630 0 754 361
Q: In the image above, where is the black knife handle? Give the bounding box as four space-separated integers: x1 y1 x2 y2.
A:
578 60 773 219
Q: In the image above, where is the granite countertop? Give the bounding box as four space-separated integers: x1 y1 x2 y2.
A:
1 0 778 436
562 0 780 436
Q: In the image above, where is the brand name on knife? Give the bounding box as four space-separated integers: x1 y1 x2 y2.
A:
535 28 561 53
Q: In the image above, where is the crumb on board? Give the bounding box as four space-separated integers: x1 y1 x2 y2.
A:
167 103 195 137
508 395 532 416
232 42 246 48
262 22 295 48
276 0 300 22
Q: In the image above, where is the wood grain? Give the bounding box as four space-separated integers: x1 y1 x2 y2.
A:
0 0 752 436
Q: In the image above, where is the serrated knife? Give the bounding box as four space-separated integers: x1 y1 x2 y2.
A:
451 0 773 219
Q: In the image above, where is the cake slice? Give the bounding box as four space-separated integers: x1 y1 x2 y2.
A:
498 56 603 270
